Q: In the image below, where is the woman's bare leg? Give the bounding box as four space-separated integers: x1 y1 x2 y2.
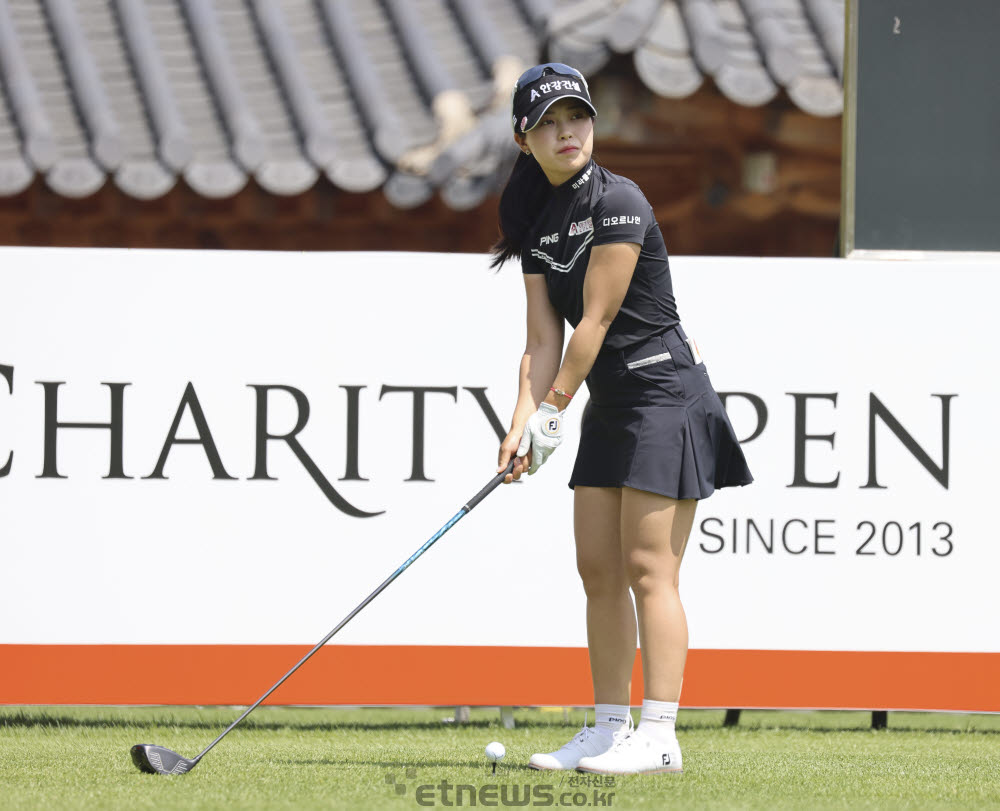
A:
619 487 697 702
574 486 635 705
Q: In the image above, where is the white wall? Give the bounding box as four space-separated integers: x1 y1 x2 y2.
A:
1 249 995 657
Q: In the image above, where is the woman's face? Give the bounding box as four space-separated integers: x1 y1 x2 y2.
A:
516 98 594 186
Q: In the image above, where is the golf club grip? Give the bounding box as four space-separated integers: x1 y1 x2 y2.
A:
464 460 516 512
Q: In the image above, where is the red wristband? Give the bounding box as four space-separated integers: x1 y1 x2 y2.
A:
550 387 572 400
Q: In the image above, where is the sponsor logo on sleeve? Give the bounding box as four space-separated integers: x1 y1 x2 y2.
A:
602 215 641 226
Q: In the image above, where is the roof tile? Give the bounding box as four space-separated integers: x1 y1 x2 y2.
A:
745 11 802 84
549 33 611 77
137 0 246 197
547 0 616 37
0 95 32 196
115 160 176 200
641 0 691 54
0 0 844 208
634 46 703 99
682 0 728 73
803 0 843 78
4 0 103 196
716 62 778 106
607 0 662 53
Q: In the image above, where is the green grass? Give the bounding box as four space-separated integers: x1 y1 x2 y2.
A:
1 706 999 810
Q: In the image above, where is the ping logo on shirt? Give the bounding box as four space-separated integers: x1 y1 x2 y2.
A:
568 217 593 236
540 233 559 245
603 215 641 226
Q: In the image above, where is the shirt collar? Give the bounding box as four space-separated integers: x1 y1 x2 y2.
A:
553 159 595 196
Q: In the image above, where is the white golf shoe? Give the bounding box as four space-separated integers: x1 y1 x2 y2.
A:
528 723 616 771
575 727 683 775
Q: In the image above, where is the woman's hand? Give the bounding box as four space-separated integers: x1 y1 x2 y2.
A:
498 428 530 483
517 403 565 475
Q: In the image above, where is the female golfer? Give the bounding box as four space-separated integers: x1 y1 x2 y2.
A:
493 63 753 776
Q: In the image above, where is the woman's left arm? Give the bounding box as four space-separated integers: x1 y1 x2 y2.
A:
543 242 640 408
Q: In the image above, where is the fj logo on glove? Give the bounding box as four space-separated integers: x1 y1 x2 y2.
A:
518 403 564 475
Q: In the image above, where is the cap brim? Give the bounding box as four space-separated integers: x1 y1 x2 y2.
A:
522 95 597 133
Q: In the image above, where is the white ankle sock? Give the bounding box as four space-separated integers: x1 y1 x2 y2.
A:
639 699 678 743
594 704 630 734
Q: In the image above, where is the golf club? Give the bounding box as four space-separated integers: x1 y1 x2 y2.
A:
131 460 518 775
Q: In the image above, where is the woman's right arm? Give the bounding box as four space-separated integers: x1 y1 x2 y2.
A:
497 274 564 483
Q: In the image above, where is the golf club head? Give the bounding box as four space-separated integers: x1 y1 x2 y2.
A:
130 744 197 776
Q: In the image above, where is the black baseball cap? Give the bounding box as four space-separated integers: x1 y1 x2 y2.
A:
511 63 597 134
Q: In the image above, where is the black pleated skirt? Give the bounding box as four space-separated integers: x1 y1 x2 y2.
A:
569 324 753 500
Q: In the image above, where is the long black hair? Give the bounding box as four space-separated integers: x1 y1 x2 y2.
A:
489 151 554 269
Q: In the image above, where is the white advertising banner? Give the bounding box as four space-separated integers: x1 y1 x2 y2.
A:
1 248 997 708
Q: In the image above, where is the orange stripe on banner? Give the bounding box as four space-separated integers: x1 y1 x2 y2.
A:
1 646 999 711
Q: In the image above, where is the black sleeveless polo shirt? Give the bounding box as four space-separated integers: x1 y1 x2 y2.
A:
521 159 680 351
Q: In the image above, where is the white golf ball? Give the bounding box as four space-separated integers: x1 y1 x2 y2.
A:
485 741 506 762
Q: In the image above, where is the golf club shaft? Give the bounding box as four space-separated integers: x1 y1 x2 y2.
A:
194 461 516 761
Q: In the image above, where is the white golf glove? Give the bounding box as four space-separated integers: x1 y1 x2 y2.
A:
517 402 566 475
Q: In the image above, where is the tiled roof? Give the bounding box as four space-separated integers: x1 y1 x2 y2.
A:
0 0 844 208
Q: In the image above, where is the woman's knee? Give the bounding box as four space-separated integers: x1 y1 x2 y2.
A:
576 549 628 598
624 549 680 596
